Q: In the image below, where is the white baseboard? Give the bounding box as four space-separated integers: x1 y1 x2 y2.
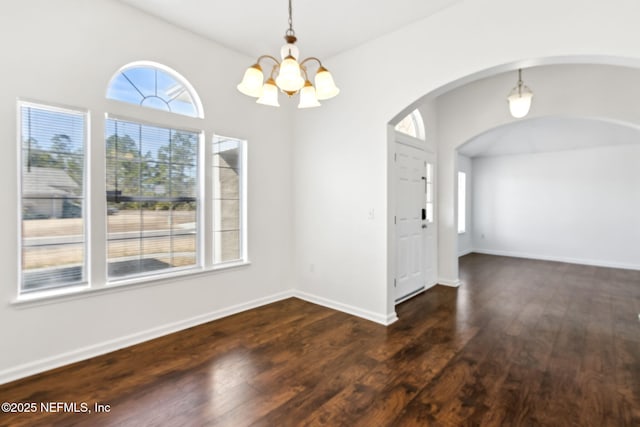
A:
392 280 439 308
438 278 462 287
292 290 397 326
473 248 640 271
458 248 474 257
425 281 438 291
0 290 295 386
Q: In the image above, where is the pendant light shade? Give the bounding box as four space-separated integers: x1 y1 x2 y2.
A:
236 0 339 108
275 55 305 92
298 80 321 108
237 64 264 98
257 78 280 107
314 66 340 100
507 69 533 118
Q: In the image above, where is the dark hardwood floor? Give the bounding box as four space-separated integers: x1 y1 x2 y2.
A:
1 253 639 426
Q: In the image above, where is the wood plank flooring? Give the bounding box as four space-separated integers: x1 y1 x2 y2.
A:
1 253 639 426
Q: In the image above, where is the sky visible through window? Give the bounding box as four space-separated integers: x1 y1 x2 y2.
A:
107 66 199 117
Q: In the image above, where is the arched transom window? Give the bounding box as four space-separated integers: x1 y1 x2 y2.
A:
395 108 425 140
106 62 203 118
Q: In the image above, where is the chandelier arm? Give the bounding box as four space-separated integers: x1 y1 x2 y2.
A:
299 57 323 69
268 64 280 80
256 55 281 67
300 65 309 81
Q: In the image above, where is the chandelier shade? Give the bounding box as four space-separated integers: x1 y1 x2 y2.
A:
314 66 340 100
275 55 305 92
237 0 339 108
298 80 321 108
507 69 533 118
257 78 280 107
237 64 264 98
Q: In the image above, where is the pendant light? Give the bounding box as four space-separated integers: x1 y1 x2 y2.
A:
237 0 339 108
507 69 533 118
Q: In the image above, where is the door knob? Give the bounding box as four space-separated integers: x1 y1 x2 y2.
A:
422 224 427 229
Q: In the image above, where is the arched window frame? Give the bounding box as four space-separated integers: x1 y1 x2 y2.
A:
395 109 425 140
106 61 204 119
104 61 210 284
16 60 250 302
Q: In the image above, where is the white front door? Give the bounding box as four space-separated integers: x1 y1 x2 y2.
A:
395 142 426 302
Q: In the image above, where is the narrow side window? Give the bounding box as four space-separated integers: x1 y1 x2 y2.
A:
458 171 466 234
19 102 87 293
212 135 246 264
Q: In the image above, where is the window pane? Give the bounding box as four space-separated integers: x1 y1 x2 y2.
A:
213 136 244 264
214 166 240 199
106 119 199 280
395 114 416 138
20 104 86 293
395 109 425 140
458 171 466 234
214 231 240 263
216 200 240 231
426 203 434 223
106 65 200 118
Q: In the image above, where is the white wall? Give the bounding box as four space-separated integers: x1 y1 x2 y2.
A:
436 64 640 284
293 0 640 322
6 0 640 383
472 144 640 270
457 154 473 256
0 0 294 383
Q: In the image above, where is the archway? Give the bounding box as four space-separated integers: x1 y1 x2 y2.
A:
387 59 640 316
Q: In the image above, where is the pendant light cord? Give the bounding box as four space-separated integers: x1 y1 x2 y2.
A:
518 69 523 96
287 0 295 36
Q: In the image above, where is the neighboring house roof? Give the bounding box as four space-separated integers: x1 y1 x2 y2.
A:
23 167 79 197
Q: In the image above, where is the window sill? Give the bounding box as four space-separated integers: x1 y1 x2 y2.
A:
11 260 251 308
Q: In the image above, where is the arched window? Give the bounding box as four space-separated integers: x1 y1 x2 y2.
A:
105 61 206 282
106 61 203 118
395 109 425 140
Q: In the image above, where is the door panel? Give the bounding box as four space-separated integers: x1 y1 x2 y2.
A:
395 142 426 302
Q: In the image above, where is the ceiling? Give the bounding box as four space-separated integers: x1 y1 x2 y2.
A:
117 0 463 59
458 117 640 158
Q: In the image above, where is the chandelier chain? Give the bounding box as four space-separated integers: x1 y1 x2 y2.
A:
287 0 294 35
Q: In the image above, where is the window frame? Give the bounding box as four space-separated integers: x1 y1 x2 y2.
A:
17 99 90 296
457 171 466 234
106 61 204 119
426 162 434 223
104 115 205 284
395 109 426 140
212 135 248 266
13 63 250 305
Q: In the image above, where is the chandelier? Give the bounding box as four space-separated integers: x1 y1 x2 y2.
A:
237 0 340 108
507 69 533 118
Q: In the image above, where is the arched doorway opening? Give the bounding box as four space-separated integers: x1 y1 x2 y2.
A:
388 59 640 315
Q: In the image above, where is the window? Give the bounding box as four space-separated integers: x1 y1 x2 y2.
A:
19 102 87 293
458 171 466 234
16 61 248 300
212 136 246 264
107 62 202 118
106 119 200 280
395 109 425 140
426 163 434 223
